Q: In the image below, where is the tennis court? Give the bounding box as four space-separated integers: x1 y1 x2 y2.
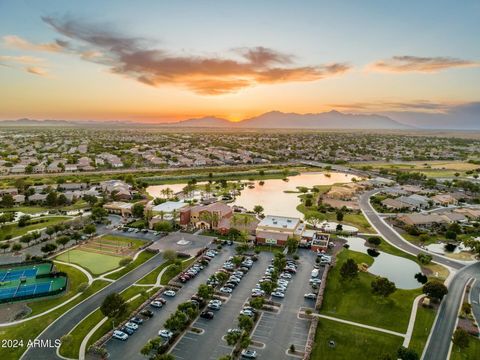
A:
0 263 52 282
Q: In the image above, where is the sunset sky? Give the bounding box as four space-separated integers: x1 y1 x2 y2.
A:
0 0 479 123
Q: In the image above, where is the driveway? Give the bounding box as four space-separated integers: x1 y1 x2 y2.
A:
170 252 273 360
104 246 234 360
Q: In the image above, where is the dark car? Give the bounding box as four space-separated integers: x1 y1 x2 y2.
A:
130 317 144 325
120 326 134 335
156 297 167 304
200 311 214 319
140 309 154 318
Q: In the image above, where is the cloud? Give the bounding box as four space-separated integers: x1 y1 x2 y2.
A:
368 55 480 73
328 100 454 113
26 66 48 76
3 35 64 52
41 16 350 95
0 55 45 65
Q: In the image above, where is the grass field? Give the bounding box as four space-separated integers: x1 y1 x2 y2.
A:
320 249 421 333
160 257 196 285
450 338 480 360
408 306 437 355
0 278 109 360
104 250 157 280
136 260 172 284
0 216 69 241
310 318 404 360
0 206 50 214
100 234 146 250
56 249 124 275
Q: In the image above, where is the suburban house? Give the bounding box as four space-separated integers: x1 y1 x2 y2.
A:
180 202 233 233
255 215 304 246
103 202 133 217
397 213 449 229
100 180 132 200
431 194 458 206
381 198 413 211
453 208 480 220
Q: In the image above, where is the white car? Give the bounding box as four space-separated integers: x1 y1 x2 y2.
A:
158 329 173 339
112 330 128 341
280 273 292 279
209 299 223 307
271 291 285 298
164 290 176 297
150 300 163 308
240 309 254 317
304 293 317 300
309 278 322 285
125 322 138 331
219 287 233 294
241 349 257 358
273 287 286 293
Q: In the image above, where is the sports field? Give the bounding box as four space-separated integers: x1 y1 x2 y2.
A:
56 249 125 275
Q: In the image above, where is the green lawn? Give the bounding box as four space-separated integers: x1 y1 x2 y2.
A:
0 279 109 360
0 216 70 241
408 306 437 355
320 249 421 333
100 234 147 250
310 318 404 360
160 257 196 285
26 262 88 316
104 250 157 280
56 249 124 275
136 260 172 284
450 338 480 360
0 206 50 214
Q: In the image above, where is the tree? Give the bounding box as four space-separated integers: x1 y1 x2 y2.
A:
417 253 432 265
371 277 397 298
336 211 344 222
286 237 298 254
340 258 358 281
11 243 22 252
238 314 254 332
225 331 241 346
154 221 173 232
253 205 264 216
305 212 323 228
18 215 31 227
197 284 214 300
452 328 470 349
367 236 382 247
100 292 129 319
56 235 70 249
91 206 108 221
83 223 96 235
163 249 178 263
397 347 419 360
132 203 145 219
57 194 68 206
0 193 14 208
40 243 57 254
423 280 448 300
46 191 58 207
0 243 10 253
305 198 313 207
260 281 275 295
249 296 265 310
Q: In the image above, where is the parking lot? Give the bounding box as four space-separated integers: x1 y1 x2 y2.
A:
170 252 274 360
105 245 234 360
250 249 319 359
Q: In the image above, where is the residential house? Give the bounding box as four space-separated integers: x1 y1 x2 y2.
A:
431 194 458 206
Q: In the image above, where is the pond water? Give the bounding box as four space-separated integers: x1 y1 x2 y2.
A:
341 236 421 289
146 172 356 218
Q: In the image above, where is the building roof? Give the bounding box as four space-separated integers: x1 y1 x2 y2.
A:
258 215 300 230
398 213 447 225
152 201 188 213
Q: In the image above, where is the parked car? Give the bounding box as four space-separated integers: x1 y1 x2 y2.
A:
120 326 134 335
112 330 128 341
219 287 233 294
125 322 138 331
140 309 154 318
241 349 257 358
304 293 317 300
164 290 176 297
309 278 322 285
158 329 173 339
271 291 285 298
208 303 221 311
130 317 144 325
240 309 254 317
200 311 215 319
228 328 242 335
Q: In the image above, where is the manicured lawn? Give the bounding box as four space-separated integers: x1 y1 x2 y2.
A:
450 337 480 360
408 306 437 355
100 234 147 250
298 205 373 233
310 318 404 360
0 206 50 214
0 216 70 241
104 250 157 280
56 249 124 275
320 249 421 333
136 260 172 284
0 279 109 360
160 257 196 285
26 262 88 316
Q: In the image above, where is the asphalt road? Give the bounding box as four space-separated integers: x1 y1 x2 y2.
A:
170 252 273 360
21 252 166 360
423 262 480 360
105 246 234 360
358 189 464 270
470 280 480 330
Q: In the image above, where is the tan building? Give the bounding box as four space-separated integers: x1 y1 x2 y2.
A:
255 215 304 246
103 202 133 217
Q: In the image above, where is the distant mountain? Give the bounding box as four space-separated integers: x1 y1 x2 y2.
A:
0 118 74 126
170 116 233 127
236 110 412 129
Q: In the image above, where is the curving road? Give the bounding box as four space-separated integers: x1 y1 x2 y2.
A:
358 189 480 360
21 253 165 360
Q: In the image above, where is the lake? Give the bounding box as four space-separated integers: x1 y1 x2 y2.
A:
146 172 356 218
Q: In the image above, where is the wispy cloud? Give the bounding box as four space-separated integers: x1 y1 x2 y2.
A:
26 66 48 76
40 15 350 95
0 55 45 65
368 55 480 73
3 35 64 52
328 100 455 113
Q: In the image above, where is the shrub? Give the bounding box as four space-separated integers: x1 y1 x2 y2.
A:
119 257 133 267
367 236 382 246
77 282 89 293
